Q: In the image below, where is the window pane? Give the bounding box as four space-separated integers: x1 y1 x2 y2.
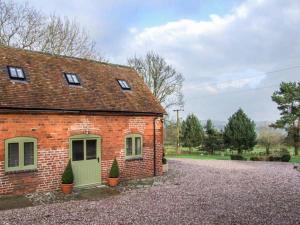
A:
66 74 74 83
86 140 97 160
9 67 17 77
24 142 34 166
72 75 79 84
72 140 84 161
124 81 129 88
135 137 142 155
126 138 132 156
121 80 126 88
8 143 19 167
16 68 24 78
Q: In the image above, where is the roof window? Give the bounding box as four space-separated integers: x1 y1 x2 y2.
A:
64 73 81 85
7 66 26 80
117 79 131 90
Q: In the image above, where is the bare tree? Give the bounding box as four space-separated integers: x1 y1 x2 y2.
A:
0 1 44 48
128 52 184 109
257 126 285 155
0 0 105 61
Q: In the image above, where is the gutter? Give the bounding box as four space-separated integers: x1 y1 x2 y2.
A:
0 107 164 117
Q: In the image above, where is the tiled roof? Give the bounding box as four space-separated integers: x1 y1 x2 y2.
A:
0 46 166 115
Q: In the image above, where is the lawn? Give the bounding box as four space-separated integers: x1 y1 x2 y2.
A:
165 145 300 163
167 154 230 160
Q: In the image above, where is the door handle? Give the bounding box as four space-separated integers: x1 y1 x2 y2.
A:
97 157 99 163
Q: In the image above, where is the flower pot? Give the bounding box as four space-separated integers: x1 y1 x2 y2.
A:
107 177 119 187
61 183 73 194
163 164 168 173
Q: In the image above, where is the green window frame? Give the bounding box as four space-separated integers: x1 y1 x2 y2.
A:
5 137 37 172
69 134 101 161
125 134 143 159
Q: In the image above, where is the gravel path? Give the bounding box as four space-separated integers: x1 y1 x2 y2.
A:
1 159 300 225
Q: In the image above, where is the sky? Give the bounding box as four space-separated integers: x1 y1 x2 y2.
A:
16 0 300 122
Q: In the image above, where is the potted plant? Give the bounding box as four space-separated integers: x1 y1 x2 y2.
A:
162 156 168 173
107 158 120 187
61 160 74 194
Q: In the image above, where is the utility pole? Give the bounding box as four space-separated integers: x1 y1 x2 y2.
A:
173 109 183 154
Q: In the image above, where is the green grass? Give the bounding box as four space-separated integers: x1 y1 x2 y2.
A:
290 155 300 163
165 145 300 163
167 154 230 160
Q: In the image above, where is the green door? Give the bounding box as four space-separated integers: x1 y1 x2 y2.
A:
70 134 101 187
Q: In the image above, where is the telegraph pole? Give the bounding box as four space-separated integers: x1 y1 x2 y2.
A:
173 109 183 154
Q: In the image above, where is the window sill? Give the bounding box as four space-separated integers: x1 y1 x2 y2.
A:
125 157 143 162
5 169 38 175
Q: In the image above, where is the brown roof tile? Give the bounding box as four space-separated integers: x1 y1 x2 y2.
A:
0 46 166 115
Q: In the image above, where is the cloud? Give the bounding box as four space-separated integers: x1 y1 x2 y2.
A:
118 0 300 120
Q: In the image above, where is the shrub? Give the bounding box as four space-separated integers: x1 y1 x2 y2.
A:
281 154 291 162
109 158 120 178
162 157 167 165
62 160 74 184
250 156 261 161
268 155 281 161
230 154 245 160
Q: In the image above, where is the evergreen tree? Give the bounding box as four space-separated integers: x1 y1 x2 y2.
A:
224 109 257 154
271 82 300 155
180 114 204 153
203 119 224 154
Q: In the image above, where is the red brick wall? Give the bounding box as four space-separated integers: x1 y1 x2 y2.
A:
0 114 163 195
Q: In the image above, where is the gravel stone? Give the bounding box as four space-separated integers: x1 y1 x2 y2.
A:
1 159 300 225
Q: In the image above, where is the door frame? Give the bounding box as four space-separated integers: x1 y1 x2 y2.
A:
69 134 102 187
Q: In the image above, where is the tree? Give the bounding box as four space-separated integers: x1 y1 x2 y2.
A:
128 52 184 109
180 114 204 153
0 0 105 61
257 126 285 155
271 82 300 155
203 119 224 154
224 109 257 154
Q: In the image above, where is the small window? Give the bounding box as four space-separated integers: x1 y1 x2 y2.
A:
117 79 131 90
7 66 26 80
64 73 81 85
5 137 37 172
70 134 100 162
125 134 143 159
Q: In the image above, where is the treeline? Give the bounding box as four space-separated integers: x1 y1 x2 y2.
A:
165 82 300 156
173 108 257 154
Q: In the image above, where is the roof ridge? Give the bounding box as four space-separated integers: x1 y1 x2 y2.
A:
0 44 132 69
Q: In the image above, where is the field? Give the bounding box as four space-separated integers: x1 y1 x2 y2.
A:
165 145 300 163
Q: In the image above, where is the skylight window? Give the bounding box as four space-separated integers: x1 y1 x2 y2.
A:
7 66 26 80
64 73 81 85
117 79 131 90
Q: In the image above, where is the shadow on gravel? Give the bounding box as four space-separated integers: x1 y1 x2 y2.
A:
0 186 120 211
0 195 33 211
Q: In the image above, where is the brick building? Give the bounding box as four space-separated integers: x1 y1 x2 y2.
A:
0 46 165 195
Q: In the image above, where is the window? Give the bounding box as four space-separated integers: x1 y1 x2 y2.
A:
117 79 131 90
70 135 100 162
7 66 26 80
125 134 143 158
64 73 81 85
5 137 37 172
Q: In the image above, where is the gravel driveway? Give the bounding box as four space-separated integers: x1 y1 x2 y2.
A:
1 159 300 225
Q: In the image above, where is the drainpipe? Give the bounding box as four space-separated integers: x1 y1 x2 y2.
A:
153 116 164 176
153 117 158 176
